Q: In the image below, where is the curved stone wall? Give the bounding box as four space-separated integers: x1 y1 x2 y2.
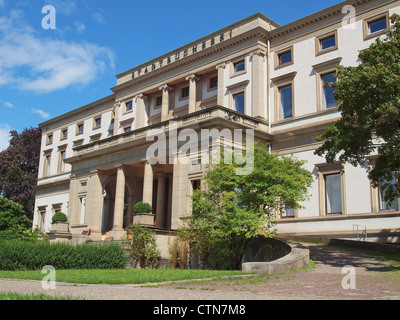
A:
241 237 310 274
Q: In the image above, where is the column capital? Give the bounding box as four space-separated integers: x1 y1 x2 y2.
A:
135 93 148 100
159 84 172 92
250 49 267 58
185 74 200 82
216 62 226 70
116 164 126 172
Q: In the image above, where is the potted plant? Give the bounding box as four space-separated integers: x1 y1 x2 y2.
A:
133 202 154 226
51 212 69 232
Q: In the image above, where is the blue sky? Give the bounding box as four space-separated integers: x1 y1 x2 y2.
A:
0 0 343 150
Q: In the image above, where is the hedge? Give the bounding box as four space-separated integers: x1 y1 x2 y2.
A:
0 240 128 270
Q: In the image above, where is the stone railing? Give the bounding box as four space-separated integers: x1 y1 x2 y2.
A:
72 105 269 157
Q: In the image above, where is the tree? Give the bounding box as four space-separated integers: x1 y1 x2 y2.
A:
315 14 400 204
182 142 313 270
0 127 42 220
0 196 34 240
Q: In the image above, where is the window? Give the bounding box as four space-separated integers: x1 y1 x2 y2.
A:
378 177 399 212
234 60 245 73
313 57 342 112
275 47 293 69
155 96 162 107
364 13 389 40
80 197 86 225
93 117 101 129
76 123 84 135
281 204 295 218
125 101 133 112
209 76 218 90
46 134 53 145
181 86 189 99
316 162 346 216
233 92 245 114
325 173 342 214
45 154 51 177
279 84 293 120
272 72 296 122
322 72 337 110
38 206 47 231
59 150 66 173
191 179 201 191
61 129 68 140
316 31 338 55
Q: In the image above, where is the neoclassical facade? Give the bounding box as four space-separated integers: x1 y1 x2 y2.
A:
34 0 400 251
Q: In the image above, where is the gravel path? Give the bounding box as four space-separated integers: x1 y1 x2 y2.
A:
0 243 399 300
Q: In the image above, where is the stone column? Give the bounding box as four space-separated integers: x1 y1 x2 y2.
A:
125 195 135 226
142 162 153 207
111 165 125 234
186 74 199 113
155 175 166 228
136 93 147 129
170 161 189 229
250 49 267 120
216 62 226 107
67 174 79 225
113 102 121 136
85 170 103 240
159 84 172 122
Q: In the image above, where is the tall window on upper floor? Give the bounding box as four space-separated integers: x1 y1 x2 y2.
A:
233 92 245 114
322 72 337 110
279 84 293 120
272 72 296 122
58 149 66 173
44 153 51 177
364 13 389 40
313 57 342 113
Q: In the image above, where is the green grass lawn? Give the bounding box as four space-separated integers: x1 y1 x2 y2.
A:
0 268 247 285
0 292 79 300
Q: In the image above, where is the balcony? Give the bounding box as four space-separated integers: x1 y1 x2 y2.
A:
68 105 270 164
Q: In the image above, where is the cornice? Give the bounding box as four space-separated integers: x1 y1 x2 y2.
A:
111 27 269 94
268 0 393 40
39 94 115 131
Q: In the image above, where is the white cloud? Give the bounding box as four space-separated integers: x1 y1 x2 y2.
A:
74 21 86 33
0 124 11 151
92 12 105 24
4 101 14 108
32 108 50 119
0 10 115 94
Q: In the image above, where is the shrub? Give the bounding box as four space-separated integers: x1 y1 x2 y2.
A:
126 224 160 268
0 240 128 270
168 236 190 269
52 212 68 223
133 202 153 214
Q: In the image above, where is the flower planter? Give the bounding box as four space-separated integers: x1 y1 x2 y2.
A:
133 213 155 226
51 222 70 233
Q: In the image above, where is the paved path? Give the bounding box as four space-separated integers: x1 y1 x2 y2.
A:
0 243 399 300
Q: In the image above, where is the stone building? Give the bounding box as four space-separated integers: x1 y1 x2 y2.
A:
33 0 400 255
